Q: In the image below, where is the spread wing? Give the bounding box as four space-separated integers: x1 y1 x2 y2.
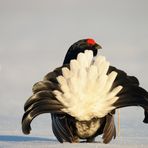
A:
101 66 148 144
108 66 148 123
22 65 76 142
22 50 148 144
103 114 116 144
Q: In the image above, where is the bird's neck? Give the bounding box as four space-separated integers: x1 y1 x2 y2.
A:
63 49 98 65
63 48 81 65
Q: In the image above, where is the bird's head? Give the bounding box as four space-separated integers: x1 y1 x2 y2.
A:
63 38 102 64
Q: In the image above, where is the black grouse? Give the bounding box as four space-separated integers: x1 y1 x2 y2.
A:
22 39 148 144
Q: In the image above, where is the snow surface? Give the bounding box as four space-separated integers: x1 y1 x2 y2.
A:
0 108 148 148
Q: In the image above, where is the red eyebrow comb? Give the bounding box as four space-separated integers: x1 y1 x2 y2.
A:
86 38 96 45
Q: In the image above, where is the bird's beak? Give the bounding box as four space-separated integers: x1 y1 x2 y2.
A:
94 43 102 50
93 43 102 56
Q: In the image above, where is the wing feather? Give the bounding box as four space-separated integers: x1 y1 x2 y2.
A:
109 66 148 123
22 65 76 142
103 114 116 144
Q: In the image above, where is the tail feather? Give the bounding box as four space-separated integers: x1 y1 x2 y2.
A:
24 90 58 111
22 82 64 135
54 50 123 121
25 99 63 113
114 86 148 109
32 81 60 94
108 66 139 87
22 102 63 134
43 65 69 82
143 109 148 123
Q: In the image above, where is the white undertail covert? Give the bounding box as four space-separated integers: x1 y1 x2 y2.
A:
54 50 123 121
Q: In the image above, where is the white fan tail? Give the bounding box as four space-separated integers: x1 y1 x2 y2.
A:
54 50 123 121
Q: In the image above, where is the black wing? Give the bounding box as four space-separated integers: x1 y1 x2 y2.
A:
108 66 148 123
101 66 148 144
22 65 76 142
102 114 116 144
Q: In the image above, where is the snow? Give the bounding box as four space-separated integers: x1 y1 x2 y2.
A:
1 137 148 148
0 108 148 147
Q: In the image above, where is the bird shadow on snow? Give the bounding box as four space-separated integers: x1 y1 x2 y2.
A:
0 135 57 142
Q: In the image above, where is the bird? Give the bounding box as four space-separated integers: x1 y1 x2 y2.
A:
22 38 148 144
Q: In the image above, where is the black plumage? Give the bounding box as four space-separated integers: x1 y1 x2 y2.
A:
22 39 148 143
